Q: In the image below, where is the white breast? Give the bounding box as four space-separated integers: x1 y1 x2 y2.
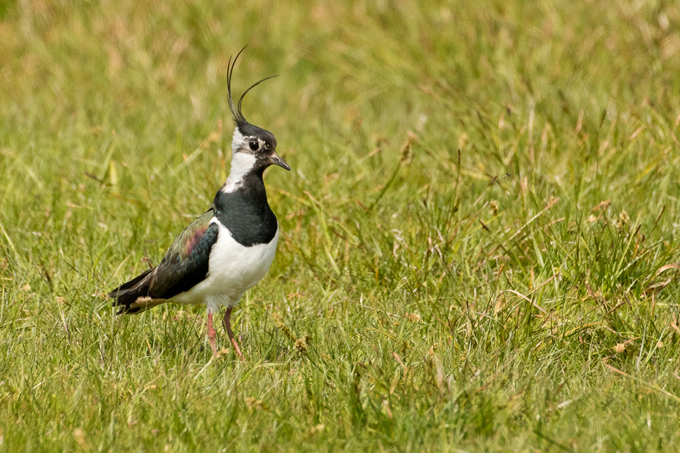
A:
169 221 279 312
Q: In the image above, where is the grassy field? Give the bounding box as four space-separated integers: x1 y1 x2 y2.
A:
2 0 680 450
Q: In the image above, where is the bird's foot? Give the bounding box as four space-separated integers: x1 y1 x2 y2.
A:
223 307 245 361
207 311 218 356
230 337 244 360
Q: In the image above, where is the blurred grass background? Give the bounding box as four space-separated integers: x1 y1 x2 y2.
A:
2 0 680 450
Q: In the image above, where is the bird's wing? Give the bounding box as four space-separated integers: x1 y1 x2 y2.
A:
147 209 220 300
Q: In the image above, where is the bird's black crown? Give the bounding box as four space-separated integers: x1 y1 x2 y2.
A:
237 122 277 151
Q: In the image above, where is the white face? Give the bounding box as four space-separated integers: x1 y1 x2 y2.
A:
222 124 288 193
231 128 246 154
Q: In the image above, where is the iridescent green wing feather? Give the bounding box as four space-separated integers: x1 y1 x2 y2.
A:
148 209 220 299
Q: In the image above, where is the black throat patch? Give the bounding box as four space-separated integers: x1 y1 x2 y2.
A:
213 169 278 247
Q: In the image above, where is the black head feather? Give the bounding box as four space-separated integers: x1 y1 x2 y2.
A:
227 46 248 127
227 47 279 129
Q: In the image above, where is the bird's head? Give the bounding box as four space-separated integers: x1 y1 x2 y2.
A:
227 48 290 173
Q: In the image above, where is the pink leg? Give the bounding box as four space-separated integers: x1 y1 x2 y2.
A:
207 311 217 356
223 307 244 359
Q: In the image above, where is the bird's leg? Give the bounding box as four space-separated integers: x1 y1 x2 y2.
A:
222 307 244 359
207 311 218 356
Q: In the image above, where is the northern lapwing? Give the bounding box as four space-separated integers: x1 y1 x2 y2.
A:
108 49 289 358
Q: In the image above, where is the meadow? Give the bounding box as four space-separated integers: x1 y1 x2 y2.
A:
2 0 680 450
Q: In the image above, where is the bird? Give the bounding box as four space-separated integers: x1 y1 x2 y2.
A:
108 48 289 358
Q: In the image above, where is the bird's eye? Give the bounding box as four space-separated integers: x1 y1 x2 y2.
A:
249 141 259 151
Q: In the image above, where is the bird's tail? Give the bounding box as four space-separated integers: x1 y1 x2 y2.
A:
109 268 164 314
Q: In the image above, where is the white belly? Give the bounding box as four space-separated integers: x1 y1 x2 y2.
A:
170 222 279 312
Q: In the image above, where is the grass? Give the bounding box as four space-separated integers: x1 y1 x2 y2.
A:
2 0 680 450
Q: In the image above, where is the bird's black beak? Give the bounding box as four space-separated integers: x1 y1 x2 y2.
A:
270 152 290 171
